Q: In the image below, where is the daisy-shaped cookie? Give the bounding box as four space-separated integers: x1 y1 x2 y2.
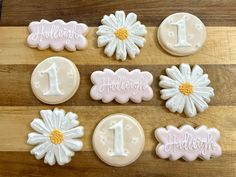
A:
27 108 84 166
159 63 214 117
97 10 147 61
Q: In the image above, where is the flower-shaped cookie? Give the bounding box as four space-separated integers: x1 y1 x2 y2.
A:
27 108 84 166
97 10 147 61
159 64 214 117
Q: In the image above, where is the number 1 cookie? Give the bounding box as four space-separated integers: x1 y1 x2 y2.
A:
31 56 80 104
92 114 145 167
158 12 207 56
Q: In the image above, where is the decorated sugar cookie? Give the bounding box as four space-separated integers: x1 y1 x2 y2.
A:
155 125 222 161
27 108 84 166
158 12 206 56
92 114 145 167
27 19 88 51
31 56 80 104
97 10 147 61
159 63 214 117
90 68 153 103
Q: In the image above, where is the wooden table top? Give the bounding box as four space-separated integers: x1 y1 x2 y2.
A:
0 1 235 177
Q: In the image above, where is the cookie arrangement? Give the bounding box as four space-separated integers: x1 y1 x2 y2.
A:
25 10 222 166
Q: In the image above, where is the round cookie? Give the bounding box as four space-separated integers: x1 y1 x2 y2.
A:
158 12 207 56
31 56 80 104
92 114 145 167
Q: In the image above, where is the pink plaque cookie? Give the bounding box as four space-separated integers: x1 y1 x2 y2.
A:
90 68 153 104
155 125 222 161
31 56 80 104
27 19 88 51
158 12 206 56
93 114 145 167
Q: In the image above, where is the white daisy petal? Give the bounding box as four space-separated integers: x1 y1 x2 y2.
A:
60 143 75 157
128 34 146 47
101 15 117 29
191 65 203 82
54 145 69 165
53 108 65 129
125 39 140 58
193 74 210 87
97 34 115 47
64 139 83 151
63 126 84 139
62 112 79 130
40 110 53 130
96 25 115 35
166 93 184 113
27 109 84 166
116 40 127 60
193 86 214 102
27 132 49 145
115 10 125 27
166 66 185 83
190 93 208 112
31 118 50 134
177 95 186 113
44 148 56 166
125 12 137 27
159 75 179 88
31 141 52 160
184 97 197 117
104 38 117 57
180 63 191 82
160 88 179 100
129 21 147 36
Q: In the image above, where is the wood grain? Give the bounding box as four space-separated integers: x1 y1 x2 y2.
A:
0 64 235 106
0 106 235 151
0 1 236 176
0 151 235 177
0 27 235 65
1 0 236 26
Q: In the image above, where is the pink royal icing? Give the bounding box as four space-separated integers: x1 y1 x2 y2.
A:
90 68 153 104
155 125 222 161
27 19 88 51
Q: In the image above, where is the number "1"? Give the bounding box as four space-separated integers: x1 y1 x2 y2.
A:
171 15 191 47
41 62 63 96
109 120 128 156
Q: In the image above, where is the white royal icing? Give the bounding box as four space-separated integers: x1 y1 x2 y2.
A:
41 62 63 96
109 120 128 156
90 68 153 104
159 63 214 117
27 19 88 51
27 108 84 166
97 10 147 61
155 125 222 161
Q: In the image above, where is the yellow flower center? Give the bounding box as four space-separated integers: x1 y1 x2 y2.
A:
179 82 193 96
50 129 64 144
114 28 128 40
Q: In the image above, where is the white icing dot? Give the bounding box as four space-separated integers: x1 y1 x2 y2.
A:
188 34 194 40
107 148 113 156
124 149 129 154
195 43 201 48
168 19 174 24
67 71 74 78
168 31 174 37
110 121 115 126
125 124 132 130
195 24 203 31
167 42 172 48
34 81 40 88
100 136 107 144
131 137 139 144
